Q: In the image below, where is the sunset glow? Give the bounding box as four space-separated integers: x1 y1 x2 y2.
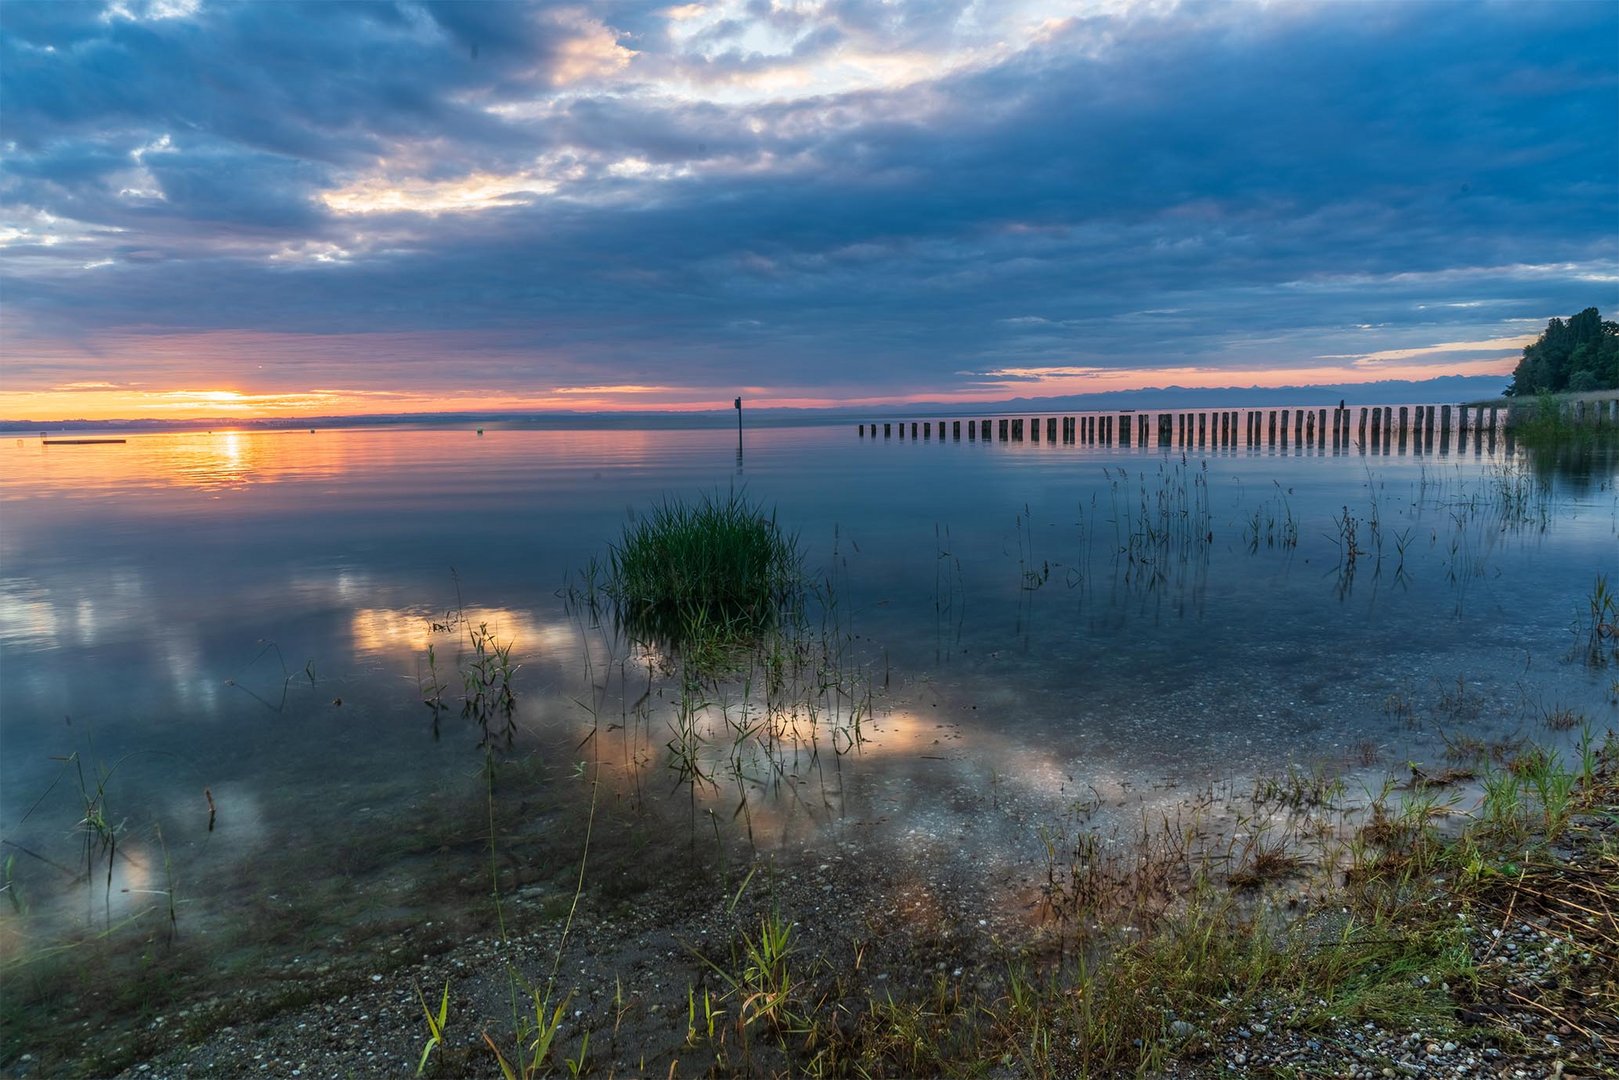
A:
2 1 1613 424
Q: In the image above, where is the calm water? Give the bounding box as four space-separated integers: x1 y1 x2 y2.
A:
1 422 1615 969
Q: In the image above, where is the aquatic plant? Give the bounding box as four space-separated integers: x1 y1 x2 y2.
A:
604 490 803 666
1507 390 1610 446
1585 573 1619 665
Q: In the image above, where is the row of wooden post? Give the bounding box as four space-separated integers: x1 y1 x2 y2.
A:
857 399 1619 453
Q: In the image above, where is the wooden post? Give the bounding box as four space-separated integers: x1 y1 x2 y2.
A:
883 422 891 438
1370 407 1381 449
999 418 1009 441
858 424 864 437
1397 407 1408 453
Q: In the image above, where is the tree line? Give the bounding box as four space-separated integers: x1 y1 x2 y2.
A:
1505 307 1618 395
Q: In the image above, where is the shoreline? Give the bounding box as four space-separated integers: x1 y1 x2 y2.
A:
4 728 1612 1078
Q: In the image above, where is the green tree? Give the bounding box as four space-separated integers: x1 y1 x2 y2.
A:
1505 307 1619 395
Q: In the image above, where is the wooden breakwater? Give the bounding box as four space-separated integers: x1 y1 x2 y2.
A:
856 397 1619 455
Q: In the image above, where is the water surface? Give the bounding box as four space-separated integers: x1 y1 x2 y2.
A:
1 422 1614 974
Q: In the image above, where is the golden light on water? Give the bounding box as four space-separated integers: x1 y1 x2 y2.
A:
348 606 578 660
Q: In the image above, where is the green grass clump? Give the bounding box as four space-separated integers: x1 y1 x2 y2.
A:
605 491 802 660
1508 391 1615 447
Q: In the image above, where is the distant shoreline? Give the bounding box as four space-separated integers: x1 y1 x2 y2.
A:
0 375 1524 434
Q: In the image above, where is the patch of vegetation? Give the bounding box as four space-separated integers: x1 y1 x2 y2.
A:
1507 390 1616 449
703 731 1619 1077
602 490 803 671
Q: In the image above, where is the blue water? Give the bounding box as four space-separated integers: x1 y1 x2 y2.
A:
1 423 1614 965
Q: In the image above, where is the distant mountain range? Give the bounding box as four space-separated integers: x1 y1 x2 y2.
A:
1 374 1514 432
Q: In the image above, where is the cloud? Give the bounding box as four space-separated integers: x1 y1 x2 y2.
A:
1 0 1615 415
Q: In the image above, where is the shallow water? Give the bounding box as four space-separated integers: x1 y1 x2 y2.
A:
1 421 1614 976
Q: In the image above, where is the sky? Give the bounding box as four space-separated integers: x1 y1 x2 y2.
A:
2 0 1616 421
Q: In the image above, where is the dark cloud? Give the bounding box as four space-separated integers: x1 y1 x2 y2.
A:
2 0 1615 406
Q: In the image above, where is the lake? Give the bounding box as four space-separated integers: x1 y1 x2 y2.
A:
1 418 1614 1056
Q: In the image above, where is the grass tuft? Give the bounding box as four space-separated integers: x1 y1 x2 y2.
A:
604 491 803 667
